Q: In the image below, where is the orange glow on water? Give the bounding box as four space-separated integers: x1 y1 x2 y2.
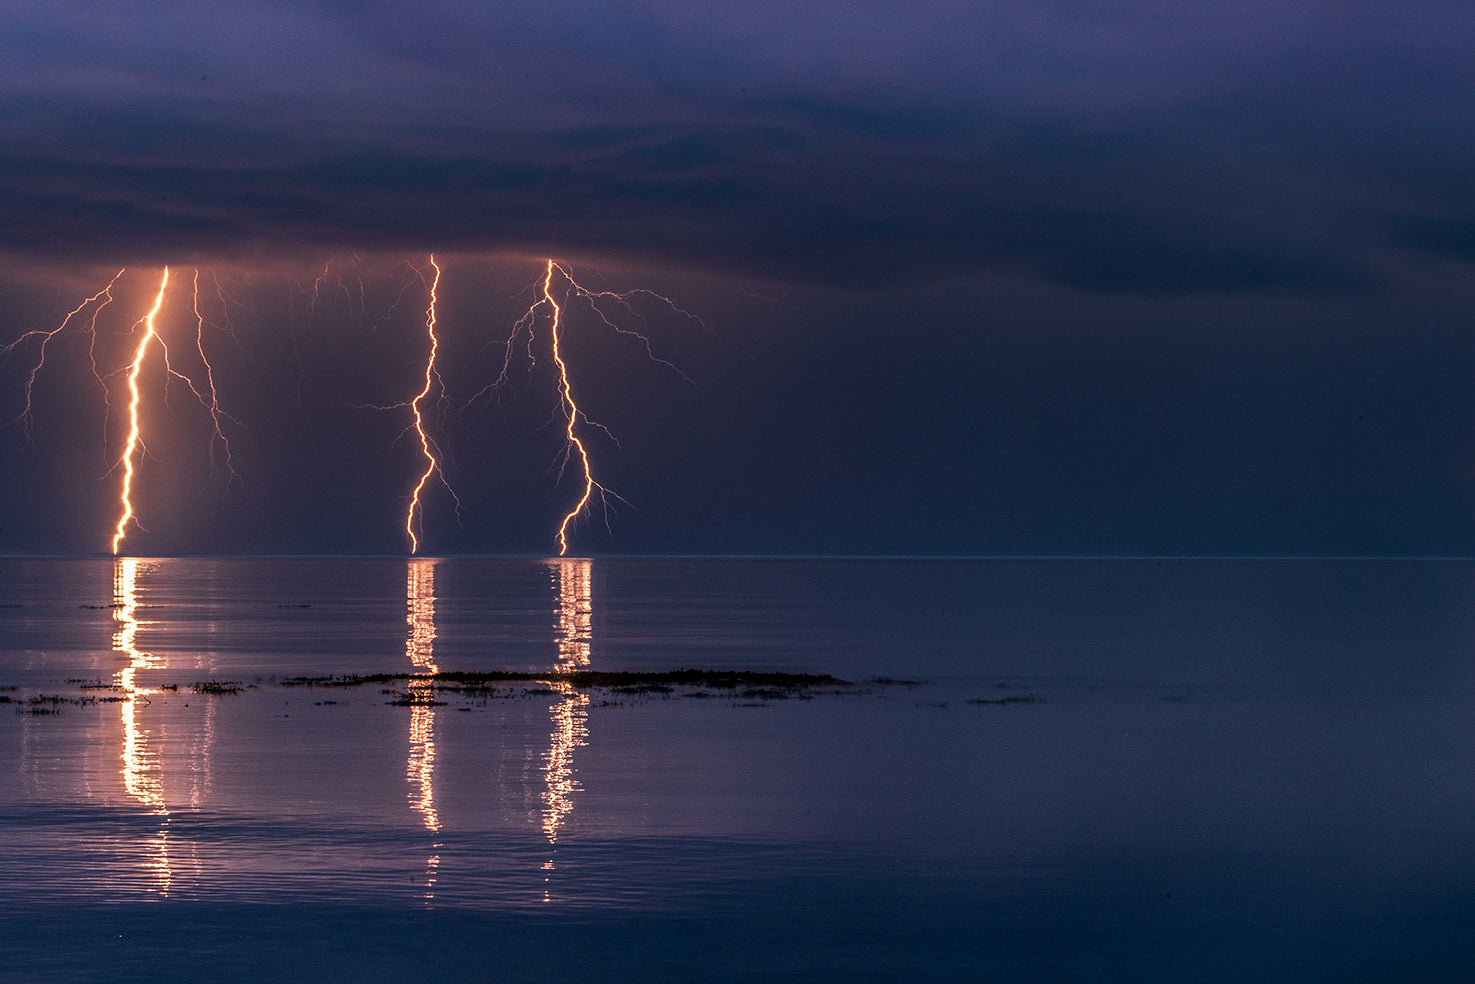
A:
405 558 441 899
542 557 592 900
406 557 440 831
113 557 171 893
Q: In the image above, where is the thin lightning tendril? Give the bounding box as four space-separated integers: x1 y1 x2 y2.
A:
84 274 127 459
554 263 703 389
112 268 170 555
1 270 126 443
190 269 244 487
372 267 422 333
151 280 246 475
462 281 544 411
284 261 338 406
206 270 255 360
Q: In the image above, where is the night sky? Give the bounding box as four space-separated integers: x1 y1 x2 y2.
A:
2 1 1474 556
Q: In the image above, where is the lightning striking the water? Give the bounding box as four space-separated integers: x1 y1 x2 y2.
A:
543 262 596 557
474 259 701 555
2 265 251 553
111 269 171 555
402 256 459 554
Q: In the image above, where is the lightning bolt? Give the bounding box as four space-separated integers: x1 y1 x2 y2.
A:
111 268 170 556
346 255 463 551
481 260 698 555
403 255 459 554
5 266 248 552
1 270 125 443
542 262 597 557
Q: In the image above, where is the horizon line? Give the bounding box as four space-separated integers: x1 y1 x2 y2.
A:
6 552 1475 562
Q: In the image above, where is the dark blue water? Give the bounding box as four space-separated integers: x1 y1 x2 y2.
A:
1 557 1473 981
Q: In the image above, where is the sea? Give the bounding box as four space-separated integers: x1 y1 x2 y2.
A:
0 556 1472 982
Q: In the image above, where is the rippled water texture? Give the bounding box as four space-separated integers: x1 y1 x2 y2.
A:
2 558 1473 982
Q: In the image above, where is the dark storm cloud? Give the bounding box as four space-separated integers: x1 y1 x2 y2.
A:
0 1 1472 290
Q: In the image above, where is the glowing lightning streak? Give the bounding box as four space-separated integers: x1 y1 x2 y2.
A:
544 261 595 557
112 269 170 556
405 255 452 554
471 259 700 554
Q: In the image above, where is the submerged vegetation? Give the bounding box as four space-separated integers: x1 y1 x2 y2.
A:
12 669 949 715
192 680 247 695
278 669 851 690
9 692 128 714
967 695 1042 706
292 669 861 706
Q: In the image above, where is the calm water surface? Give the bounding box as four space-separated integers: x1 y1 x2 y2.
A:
1 557 1473 982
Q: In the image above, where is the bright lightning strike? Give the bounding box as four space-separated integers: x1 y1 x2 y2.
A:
112 268 171 556
404 255 457 554
3 266 249 552
543 262 596 557
483 260 700 555
346 256 463 550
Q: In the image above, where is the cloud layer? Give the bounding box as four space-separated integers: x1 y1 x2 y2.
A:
2 1 1472 290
